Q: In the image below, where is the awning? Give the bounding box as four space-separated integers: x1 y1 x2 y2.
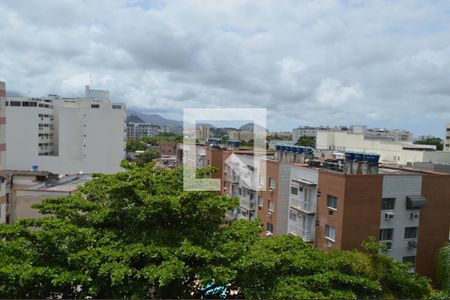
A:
406 195 427 209
292 178 316 186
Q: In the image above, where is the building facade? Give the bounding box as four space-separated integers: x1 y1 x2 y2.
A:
444 123 450 151
5 86 126 174
127 122 160 140
0 82 7 223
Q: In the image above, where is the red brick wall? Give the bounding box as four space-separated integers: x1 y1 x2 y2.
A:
417 175 450 283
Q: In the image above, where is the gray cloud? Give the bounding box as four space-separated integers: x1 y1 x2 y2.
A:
0 0 450 136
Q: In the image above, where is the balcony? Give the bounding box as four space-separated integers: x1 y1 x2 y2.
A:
227 173 239 183
290 196 315 214
288 222 313 242
240 198 256 211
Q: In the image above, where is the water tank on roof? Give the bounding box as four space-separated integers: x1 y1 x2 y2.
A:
275 144 282 151
227 139 240 149
32 164 39 171
365 153 380 164
345 152 355 161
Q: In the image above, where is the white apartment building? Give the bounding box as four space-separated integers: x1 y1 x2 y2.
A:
316 130 450 165
444 123 450 152
5 86 126 174
127 122 160 140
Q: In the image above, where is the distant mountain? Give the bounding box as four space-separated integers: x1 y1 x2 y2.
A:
127 109 182 127
127 114 145 123
240 122 268 132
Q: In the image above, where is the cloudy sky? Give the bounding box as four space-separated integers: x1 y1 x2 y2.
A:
1 0 450 136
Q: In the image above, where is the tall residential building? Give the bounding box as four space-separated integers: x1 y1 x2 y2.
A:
5 86 126 174
196 125 210 142
0 82 7 223
127 122 160 140
444 123 450 151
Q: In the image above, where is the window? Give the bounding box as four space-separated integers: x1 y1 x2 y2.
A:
290 186 298 195
243 189 247 197
269 177 276 190
402 256 416 267
380 228 394 241
22 101 29 107
258 196 263 208
325 225 336 241
404 227 418 239
10 101 21 107
91 104 100 108
289 209 297 221
267 223 274 233
238 188 242 196
112 104 122 109
381 198 395 210
268 199 274 211
259 175 265 186
327 195 338 210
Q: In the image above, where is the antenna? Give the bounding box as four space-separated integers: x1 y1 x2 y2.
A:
89 72 92 86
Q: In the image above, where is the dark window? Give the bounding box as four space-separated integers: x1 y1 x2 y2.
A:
5 101 8 106
447 128 450 132
380 228 394 241
22 101 30 107
402 256 416 267
381 198 395 210
290 186 298 195
267 222 273 233
91 104 100 108
327 195 338 209
112 104 122 109
404 227 418 239
30 102 37 107
10 101 21 107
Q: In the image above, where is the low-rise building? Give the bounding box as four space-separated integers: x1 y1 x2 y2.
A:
4 170 91 224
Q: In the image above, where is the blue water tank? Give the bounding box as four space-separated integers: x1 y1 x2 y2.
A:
345 152 355 160
354 153 364 161
208 138 220 145
228 139 240 148
305 147 314 154
32 164 39 171
286 145 293 152
279 145 286 151
365 153 380 164
275 144 282 151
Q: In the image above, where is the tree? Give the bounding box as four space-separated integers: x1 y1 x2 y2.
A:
0 166 436 298
126 140 147 152
136 149 161 166
414 136 443 150
295 136 316 147
437 244 450 292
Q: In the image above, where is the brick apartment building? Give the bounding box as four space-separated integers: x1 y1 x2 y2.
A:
188 141 450 283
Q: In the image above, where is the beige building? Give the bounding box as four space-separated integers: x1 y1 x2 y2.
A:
0 82 7 224
444 123 450 152
5 171 91 224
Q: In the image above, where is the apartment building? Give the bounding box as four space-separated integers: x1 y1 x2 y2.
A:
0 82 7 223
444 123 450 151
127 122 160 140
5 86 126 174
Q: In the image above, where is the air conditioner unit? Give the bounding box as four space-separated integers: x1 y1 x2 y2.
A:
265 231 273 236
269 188 274 192
384 212 394 220
409 212 419 219
407 241 417 249
267 210 273 216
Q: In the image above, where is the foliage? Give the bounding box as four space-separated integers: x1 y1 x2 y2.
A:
0 166 436 298
295 136 316 147
126 139 147 152
437 244 450 292
414 136 444 150
136 150 161 167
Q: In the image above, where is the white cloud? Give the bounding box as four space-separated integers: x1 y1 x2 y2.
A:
0 0 449 136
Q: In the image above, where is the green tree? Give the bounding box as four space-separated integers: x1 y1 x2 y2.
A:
414 136 444 150
136 149 161 166
0 166 435 298
437 244 450 292
295 136 316 147
126 140 147 152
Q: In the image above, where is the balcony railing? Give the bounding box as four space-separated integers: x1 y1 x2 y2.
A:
290 196 315 214
288 223 313 242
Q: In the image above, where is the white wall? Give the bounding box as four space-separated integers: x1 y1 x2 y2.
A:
6 98 126 174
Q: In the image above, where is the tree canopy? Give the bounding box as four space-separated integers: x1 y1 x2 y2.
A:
136 150 161 167
414 136 444 150
0 164 436 298
295 136 316 147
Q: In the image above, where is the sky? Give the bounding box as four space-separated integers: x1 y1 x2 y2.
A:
1 0 450 137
